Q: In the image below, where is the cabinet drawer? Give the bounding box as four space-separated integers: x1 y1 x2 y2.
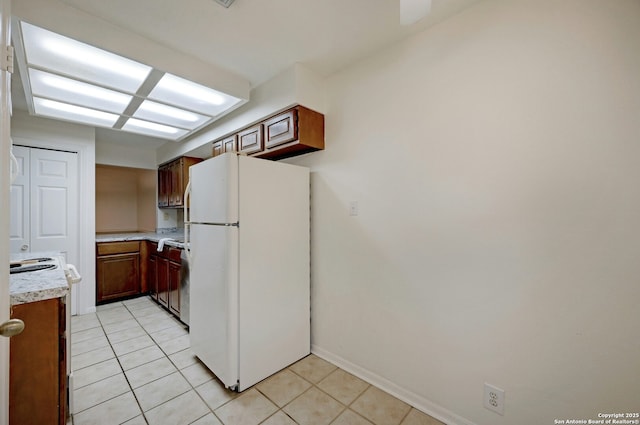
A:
264 109 298 149
97 241 140 255
151 244 182 262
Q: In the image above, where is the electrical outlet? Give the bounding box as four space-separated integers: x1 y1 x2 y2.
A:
484 383 505 415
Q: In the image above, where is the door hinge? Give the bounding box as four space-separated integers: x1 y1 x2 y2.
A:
1 45 14 73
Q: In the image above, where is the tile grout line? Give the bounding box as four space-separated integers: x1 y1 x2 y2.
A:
120 298 214 425
76 297 414 425
120 297 226 425
71 297 182 424
97 300 151 425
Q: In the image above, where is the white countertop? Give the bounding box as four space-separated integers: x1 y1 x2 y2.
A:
9 252 69 305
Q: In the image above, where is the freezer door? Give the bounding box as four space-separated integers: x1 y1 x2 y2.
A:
188 223 239 389
189 153 239 224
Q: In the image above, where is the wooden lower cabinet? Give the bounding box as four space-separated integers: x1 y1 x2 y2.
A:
96 240 183 321
168 260 181 317
147 241 183 321
156 256 169 309
96 252 140 303
10 297 66 425
96 241 141 304
148 253 157 299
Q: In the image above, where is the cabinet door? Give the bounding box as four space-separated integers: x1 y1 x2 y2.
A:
156 256 169 308
238 124 263 155
168 260 181 317
96 253 140 303
169 159 183 207
264 109 298 149
222 135 237 153
148 254 157 300
212 141 223 157
157 165 170 207
158 157 202 209
10 298 64 425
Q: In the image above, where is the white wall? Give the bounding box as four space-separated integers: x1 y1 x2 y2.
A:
287 1 640 424
11 111 96 315
95 141 158 170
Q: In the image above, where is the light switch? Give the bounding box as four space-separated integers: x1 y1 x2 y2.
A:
349 201 359 216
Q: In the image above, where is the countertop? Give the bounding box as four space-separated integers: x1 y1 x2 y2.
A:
9 252 69 305
95 231 186 249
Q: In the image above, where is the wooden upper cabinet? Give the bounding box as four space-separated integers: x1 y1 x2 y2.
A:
158 156 202 208
258 106 323 160
222 135 237 153
212 105 324 160
238 124 264 155
170 159 183 206
157 165 170 207
212 135 238 158
212 141 224 157
264 109 298 149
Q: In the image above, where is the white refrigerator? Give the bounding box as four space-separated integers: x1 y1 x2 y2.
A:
185 152 310 391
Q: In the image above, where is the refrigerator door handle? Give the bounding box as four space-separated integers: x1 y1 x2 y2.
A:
184 180 192 264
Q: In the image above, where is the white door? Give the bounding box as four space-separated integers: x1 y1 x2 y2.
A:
10 145 78 256
0 0 12 423
8 145 27 253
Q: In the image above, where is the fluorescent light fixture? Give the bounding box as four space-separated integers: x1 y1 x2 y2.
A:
400 0 432 26
20 22 152 93
33 97 119 127
149 73 242 116
29 69 132 113
134 100 210 130
15 21 247 141
122 118 189 140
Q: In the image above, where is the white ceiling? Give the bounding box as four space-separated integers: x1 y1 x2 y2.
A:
11 0 482 148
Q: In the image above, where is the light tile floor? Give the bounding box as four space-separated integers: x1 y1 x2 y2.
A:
69 295 445 425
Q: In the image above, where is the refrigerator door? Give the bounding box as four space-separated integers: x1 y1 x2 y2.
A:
189 223 239 389
189 153 239 224
236 155 311 390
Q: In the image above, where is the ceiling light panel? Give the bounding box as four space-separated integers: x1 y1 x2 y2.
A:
33 97 120 127
16 21 248 142
133 100 211 130
148 73 243 117
29 69 132 114
20 22 152 93
122 118 189 140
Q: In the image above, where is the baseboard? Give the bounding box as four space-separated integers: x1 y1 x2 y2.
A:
311 345 477 425
77 306 96 315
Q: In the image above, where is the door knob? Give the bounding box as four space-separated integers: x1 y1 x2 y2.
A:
0 319 25 338
20 244 28 251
